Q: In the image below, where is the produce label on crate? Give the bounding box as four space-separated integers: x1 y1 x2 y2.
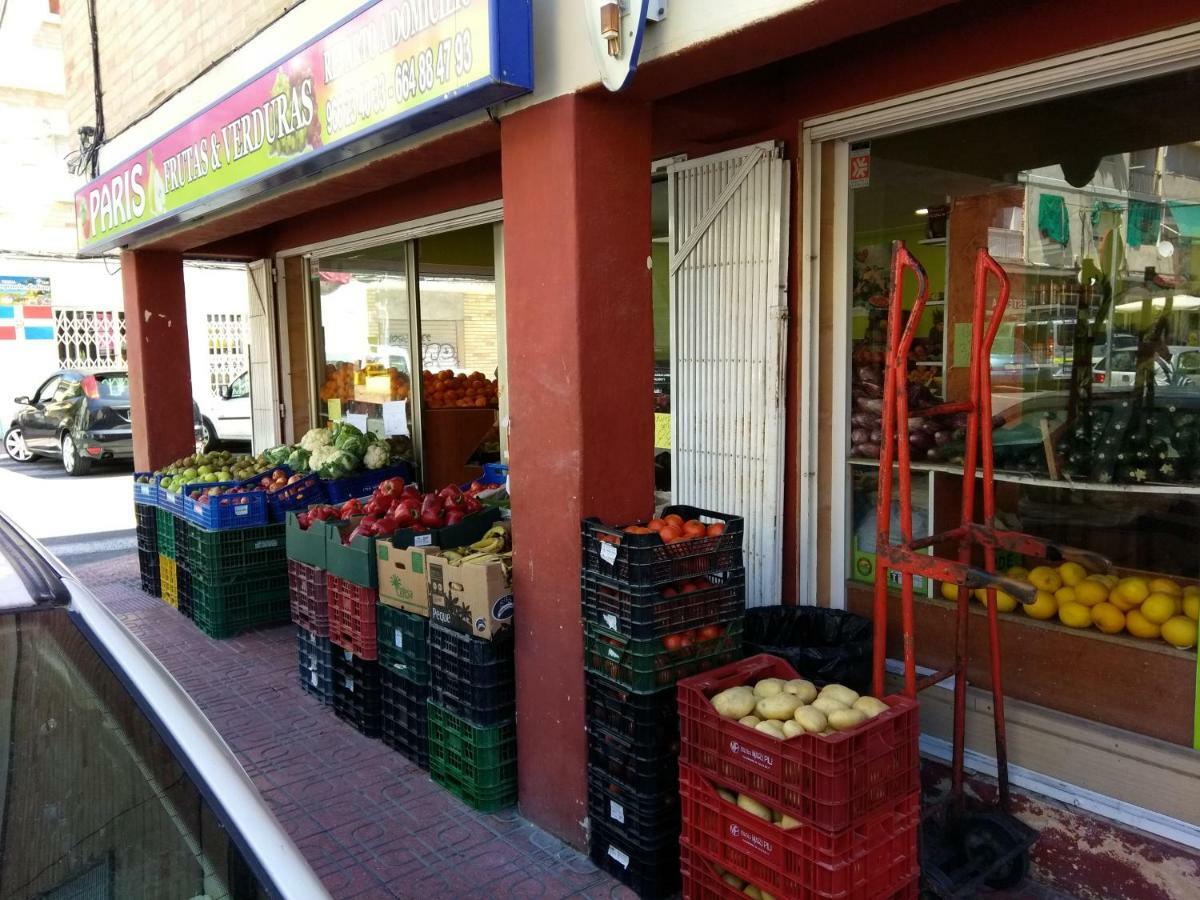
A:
345 676 355 693
608 800 625 824
599 542 618 565
394 628 404 649
607 846 630 869
311 671 318 687
728 737 778 773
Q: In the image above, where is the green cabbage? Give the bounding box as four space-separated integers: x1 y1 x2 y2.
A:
314 446 357 479
263 444 292 465
335 432 368 459
286 448 311 472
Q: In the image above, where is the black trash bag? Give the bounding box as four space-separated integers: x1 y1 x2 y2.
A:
744 606 874 696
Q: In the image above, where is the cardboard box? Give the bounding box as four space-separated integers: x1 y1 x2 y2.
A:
426 554 513 640
377 543 438 616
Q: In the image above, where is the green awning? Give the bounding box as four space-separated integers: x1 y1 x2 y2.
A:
1167 201 1200 239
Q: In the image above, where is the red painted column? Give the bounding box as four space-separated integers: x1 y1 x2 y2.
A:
121 249 196 472
502 93 654 846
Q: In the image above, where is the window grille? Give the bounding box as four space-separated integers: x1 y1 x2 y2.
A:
54 308 126 370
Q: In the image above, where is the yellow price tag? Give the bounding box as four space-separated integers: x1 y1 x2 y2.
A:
327 399 342 421
654 413 671 449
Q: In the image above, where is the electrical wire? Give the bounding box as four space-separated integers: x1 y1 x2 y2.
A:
84 0 104 177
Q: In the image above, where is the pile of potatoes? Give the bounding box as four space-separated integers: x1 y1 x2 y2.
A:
709 677 889 739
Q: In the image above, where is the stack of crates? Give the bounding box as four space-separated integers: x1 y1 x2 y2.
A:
134 495 160 598
325 526 383 737
185 514 288 639
579 506 745 899
427 623 517 811
155 505 179 608
378 602 431 769
289 557 333 705
676 655 921 899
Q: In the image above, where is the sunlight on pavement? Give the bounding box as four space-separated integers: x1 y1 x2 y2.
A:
0 452 134 540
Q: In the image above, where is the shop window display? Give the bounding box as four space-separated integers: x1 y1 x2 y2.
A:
847 71 1200 649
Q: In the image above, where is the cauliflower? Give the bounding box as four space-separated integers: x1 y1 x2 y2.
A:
309 444 343 474
299 427 332 453
363 443 389 470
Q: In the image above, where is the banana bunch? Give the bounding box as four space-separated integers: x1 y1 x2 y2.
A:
469 522 511 554
440 523 513 569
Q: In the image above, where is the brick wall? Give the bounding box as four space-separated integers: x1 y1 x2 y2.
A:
60 0 301 139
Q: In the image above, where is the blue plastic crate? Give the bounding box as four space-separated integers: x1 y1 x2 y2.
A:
266 472 327 522
182 481 268 531
133 473 159 506
482 462 508 485
157 483 188 513
323 462 415 504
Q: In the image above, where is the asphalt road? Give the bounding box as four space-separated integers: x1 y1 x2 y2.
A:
0 449 137 567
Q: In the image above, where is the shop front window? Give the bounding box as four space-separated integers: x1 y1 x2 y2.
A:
846 70 1200 648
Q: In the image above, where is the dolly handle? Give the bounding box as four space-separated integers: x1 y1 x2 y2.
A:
1050 547 1112 574
965 570 1040 606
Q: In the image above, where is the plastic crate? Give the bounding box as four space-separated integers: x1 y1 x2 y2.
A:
677 654 919 832
680 764 919 900
585 675 678 749
382 506 502 552
589 817 680 900
286 511 330 568
587 722 679 797
380 670 430 768
177 566 193 619
182 481 269 531
288 559 329 635
133 472 159 506
323 462 415 504
426 700 517 789
326 521 379 587
327 573 379 659
430 756 518 812
583 568 745 642
159 556 178 609
582 505 744 587
297 626 334 706
587 766 681 841
155 508 177 560
332 648 382 737
173 515 192 570
135 503 158 553
190 568 290 639
264 471 327 522
187 523 286 574
137 546 161 597
428 623 515 726
377 604 430 683
584 619 743 693
157 484 187 514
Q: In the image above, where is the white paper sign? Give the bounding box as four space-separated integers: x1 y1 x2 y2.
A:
394 628 404 649
609 800 625 823
345 413 369 434
599 542 618 565
382 401 409 436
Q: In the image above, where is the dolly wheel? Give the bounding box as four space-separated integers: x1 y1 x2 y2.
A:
963 816 1030 890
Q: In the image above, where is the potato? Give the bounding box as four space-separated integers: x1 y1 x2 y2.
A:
743 886 762 900
753 678 786 698
853 696 889 719
721 872 746 890
793 705 827 734
755 694 801 721
782 678 818 703
777 814 801 831
819 683 860 707
737 792 773 821
811 696 848 716
820 728 836 736
755 719 786 740
828 708 869 732
761 890 777 900
712 686 757 719
782 719 804 738
739 715 762 727
716 787 737 803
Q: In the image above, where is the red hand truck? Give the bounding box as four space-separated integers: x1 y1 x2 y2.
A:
871 242 1111 897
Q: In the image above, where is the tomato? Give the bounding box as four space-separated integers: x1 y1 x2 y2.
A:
692 577 713 589
706 522 726 537
624 525 654 534
663 513 684 528
683 520 707 538
661 586 678 598
647 518 667 532
696 624 723 641
677 630 695 647
679 583 699 594
658 525 682 543
662 634 685 651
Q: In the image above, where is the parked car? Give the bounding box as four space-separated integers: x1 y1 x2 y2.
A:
4 369 202 475
1091 349 1172 387
1167 345 1200 388
197 370 252 449
0 511 329 898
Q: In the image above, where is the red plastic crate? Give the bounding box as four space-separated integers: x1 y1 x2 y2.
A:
289 559 329 635
677 654 918 832
326 573 379 659
679 764 919 899
681 840 920 900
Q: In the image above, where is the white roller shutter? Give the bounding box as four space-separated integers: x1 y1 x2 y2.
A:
247 261 281 452
668 143 790 607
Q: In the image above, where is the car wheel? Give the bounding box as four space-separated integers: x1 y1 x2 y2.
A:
200 417 216 452
4 427 34 462
62 433 93 476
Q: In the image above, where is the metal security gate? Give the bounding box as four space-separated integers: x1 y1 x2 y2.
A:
205 312 246 396
668 142 790 607
54 308 126 369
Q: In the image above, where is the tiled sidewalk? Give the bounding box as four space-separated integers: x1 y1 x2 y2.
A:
76 552 627 900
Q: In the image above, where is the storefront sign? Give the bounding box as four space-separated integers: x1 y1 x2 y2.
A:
0 275 51 304
74 0 533 255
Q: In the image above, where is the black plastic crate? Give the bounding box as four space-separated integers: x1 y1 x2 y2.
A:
581 505 743 587
587 722 679 798
588 817 681 900
135 504 158 553
177 565 193 619
332 647 382 737
428 623 515 726
298 626 334 706
137 546 161 597
585 674 678 750
173 515 192 571
582 567 745 641
380 669 430 768
587 767 681 844
377 604 429 683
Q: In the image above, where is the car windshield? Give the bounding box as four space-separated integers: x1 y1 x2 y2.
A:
95 373 130 400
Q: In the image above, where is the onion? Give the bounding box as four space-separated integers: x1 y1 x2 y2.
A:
851 428 870 444
858 381 883 399
857 442 881 459
909 432 934 453
856 397 884 414
934 429 953 446
870 429 883 443
855 366 883 387
851 412 880 429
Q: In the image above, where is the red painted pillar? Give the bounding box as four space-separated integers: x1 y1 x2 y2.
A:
502 94 654 846
121 249 196 471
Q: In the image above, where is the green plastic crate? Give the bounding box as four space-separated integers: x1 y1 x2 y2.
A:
187 524 286 575
430 757 517 812
377 604 430 683
584 618 744 693
426 700 517 790
155 507 177 561
286 511 329 568
326 519 377 587
190 568 289 639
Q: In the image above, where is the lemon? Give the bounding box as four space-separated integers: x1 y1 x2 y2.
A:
1057 602 1092 629
1028 566 1063 593
1183 584 1200 598
1006 566 1030 579
1115 577 1150 605
1140 592 1180 625
1090 602 1125 635
973 588 988 604
1184 595 1199 622
1161 616 1197 650
990 591 1018 613
1108 587 1139 613
1054 586 1077 605
1148 577 1182 596
940 581 964 602
1023 590 1058 620
1125 609 1161 639
1073 579 1108 607
1058 561 1087 586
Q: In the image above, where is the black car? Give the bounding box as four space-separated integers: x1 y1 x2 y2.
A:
4 370 201 476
